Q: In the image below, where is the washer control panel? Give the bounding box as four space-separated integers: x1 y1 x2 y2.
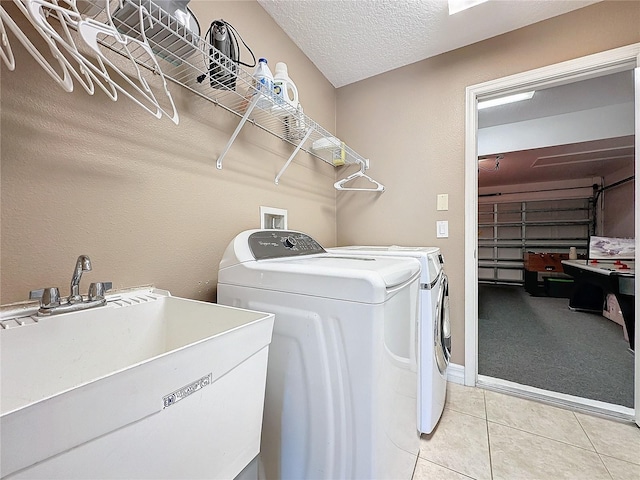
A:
249 230 326 260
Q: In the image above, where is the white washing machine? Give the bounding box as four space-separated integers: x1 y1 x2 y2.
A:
329 246 451 434
217 230 421 480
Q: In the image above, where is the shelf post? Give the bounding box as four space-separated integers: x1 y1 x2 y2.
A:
274 125 314 184
216 93 260 170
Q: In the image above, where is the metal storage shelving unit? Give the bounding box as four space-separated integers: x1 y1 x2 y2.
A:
478 199 594 285
7 0 381 188
85 0 370 178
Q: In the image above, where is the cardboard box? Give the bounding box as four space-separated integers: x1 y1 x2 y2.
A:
602 293 629 341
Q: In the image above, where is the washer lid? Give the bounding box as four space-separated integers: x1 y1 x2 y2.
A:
219 253 420 303
329 246 442 284
334 245 439 254
219 230 421 302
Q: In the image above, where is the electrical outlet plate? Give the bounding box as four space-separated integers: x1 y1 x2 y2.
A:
437 194 449 211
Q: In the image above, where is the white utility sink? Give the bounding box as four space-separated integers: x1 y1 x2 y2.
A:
0 288 274 479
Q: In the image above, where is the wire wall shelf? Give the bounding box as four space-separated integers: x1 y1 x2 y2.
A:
7 0 382 190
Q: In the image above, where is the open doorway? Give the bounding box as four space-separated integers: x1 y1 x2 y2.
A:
476 71 634 408
465 45 640 423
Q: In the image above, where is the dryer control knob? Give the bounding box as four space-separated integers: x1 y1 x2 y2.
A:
283 236 297 248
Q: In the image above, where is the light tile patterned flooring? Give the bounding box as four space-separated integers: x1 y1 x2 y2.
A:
415 383 640 480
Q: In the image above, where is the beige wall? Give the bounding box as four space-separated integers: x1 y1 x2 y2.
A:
1 1 639 366
335 1 640 365
0 1 337 304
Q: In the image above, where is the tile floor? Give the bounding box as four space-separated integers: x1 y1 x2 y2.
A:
414 382 640 480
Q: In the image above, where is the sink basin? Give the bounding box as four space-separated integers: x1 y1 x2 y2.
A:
1 288 274 479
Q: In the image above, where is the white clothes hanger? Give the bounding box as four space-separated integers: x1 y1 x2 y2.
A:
103 0 128 44
23 0 112 97
0 2 73 92
77 14 179 124
79 0 179 124
334 160 385 192
11 0 178 123
26 0 175 121
0 8 16 70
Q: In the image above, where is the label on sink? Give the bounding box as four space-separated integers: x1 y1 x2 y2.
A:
163 373 212 408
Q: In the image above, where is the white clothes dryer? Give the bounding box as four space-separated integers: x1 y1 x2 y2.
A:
217 230 421 480
329 246 451 434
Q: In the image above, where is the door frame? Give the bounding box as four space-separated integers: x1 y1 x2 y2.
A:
464 43 640 424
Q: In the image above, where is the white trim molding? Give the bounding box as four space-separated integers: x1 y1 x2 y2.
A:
447 363 465 385
477 376 634 422
464 43 640 425
634 55 640 428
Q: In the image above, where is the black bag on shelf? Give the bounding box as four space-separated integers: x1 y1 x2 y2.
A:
197 19 255 91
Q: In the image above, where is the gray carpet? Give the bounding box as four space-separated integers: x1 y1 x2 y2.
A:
478 284 634 408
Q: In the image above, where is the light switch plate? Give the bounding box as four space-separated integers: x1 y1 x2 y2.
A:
437 194 449 211
437 220 449 238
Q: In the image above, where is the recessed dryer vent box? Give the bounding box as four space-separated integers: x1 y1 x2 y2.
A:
260 206 288 230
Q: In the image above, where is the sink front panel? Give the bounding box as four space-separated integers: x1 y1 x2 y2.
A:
6 348 270 480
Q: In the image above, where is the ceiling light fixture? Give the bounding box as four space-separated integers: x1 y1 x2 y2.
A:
478 91 535 110
448 0 489 15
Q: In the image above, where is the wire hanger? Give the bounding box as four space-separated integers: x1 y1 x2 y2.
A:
77 9 179 124
95 0 179 124
0 2 73 92
13 0 178 123
23 0 116 98
334 160 385 192
0 7 16 70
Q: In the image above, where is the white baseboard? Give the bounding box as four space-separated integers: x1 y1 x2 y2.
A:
447 363 465 385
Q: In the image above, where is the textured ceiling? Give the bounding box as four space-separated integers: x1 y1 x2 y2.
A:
258 0 600 88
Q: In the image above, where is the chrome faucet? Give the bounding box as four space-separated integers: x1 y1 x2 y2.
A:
29 255 111 316
69 254 92 303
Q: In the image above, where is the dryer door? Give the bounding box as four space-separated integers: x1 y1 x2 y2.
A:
434 273 451 374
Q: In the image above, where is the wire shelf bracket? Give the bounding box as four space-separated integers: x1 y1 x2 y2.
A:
216 92 259 170
275 126 314 184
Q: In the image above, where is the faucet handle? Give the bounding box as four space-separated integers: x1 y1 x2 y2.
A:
29 288 44 300
31 287 61 308
42 287 61 307
88 282 112 301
